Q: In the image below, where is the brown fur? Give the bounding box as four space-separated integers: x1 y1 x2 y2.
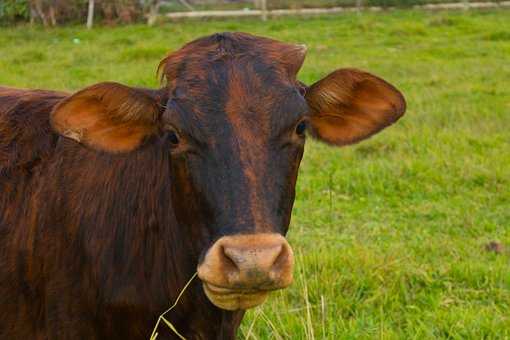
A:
0 32 405 340
0 87 243 339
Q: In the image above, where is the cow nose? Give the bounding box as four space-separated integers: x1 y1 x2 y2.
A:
223 242 283 277
198 233 294 290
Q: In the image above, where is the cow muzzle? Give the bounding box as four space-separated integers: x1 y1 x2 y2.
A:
197 233 294 310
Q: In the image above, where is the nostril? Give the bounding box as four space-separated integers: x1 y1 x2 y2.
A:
265 244 284 271
271 243 289 272
220 245 241 273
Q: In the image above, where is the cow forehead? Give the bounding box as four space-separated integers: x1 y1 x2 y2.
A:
164 63 306 142
161 33 308 140
159 32 306 90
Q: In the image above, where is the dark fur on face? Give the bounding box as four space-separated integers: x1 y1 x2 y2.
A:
159 33 308 242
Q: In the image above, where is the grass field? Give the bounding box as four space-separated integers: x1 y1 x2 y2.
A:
1 9 509 339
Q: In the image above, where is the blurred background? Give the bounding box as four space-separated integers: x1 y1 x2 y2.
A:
1 0 508 26
1 1 509 339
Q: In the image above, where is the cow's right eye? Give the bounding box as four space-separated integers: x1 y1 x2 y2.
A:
164 124 180 146
168 130 180 145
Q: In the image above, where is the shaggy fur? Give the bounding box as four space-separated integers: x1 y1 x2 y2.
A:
0 32 405 339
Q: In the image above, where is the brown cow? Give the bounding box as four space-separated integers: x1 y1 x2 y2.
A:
0 32 405 339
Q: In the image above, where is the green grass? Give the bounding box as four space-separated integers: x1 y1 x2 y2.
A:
1 9 509 339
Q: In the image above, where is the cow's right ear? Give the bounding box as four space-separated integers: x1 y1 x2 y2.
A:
51 82 164 153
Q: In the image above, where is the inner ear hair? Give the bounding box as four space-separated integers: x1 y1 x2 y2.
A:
305 68 406 146
51 82 164 153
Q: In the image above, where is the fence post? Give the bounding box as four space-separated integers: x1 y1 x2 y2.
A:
356 0 362 12
261 0 268 21
33 0 49 27
86 0 94 29
147 0 161 26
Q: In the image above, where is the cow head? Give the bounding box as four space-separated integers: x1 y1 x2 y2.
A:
51 32 405 311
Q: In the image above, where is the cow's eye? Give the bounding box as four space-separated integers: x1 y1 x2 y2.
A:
163 124 180 146
295 121 307 136
168 130 180 145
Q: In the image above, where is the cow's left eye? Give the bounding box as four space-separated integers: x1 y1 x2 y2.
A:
295 121 307 136
168 131 180 145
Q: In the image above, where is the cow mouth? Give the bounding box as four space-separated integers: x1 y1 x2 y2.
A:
202 282 271 311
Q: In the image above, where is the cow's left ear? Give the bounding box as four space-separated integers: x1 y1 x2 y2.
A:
304 68 406 146
51 82 164 153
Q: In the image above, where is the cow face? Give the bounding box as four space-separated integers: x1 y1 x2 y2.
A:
51 32 405 311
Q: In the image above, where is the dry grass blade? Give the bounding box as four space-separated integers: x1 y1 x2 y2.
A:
149 272 198 340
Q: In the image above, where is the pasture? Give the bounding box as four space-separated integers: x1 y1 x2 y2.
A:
1 9 509 339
